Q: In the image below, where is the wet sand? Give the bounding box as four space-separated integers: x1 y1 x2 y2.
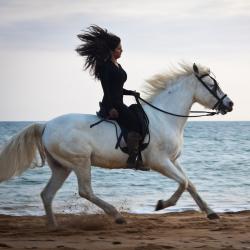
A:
0 211 250 250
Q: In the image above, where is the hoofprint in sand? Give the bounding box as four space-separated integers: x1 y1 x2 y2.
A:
0 211 249 250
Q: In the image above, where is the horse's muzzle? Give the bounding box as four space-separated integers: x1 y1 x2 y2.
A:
218 101 234 115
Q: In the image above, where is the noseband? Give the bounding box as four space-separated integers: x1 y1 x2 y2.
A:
195 74 227 110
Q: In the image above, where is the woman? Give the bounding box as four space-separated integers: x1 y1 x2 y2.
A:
76 25 147 170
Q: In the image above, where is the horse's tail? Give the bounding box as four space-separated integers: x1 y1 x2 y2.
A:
0 123 46 182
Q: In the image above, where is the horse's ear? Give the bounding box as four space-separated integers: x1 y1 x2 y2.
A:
193 63 199 75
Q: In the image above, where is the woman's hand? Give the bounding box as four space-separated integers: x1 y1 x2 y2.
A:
108 108 119 119
133 91 140 98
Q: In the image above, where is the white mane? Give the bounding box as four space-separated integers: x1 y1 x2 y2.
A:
142 62 210 101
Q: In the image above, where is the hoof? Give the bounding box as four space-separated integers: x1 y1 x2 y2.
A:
207 213 220 220
115 217 127 224
155 200 164 211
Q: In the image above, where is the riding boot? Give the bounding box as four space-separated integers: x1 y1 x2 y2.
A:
126 132 149 171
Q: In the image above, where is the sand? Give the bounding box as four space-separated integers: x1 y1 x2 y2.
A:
0 211 250 250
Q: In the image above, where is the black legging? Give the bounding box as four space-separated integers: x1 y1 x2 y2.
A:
114 104 140 133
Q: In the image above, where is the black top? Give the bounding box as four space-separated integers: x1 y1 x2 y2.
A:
100 60 133 111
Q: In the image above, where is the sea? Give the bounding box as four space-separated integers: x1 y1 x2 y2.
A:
0 121 249 216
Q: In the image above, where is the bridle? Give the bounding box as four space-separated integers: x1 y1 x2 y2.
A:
137 72 227 118
195 73 227 110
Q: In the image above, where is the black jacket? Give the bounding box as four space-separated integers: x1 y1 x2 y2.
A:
100 60 134 111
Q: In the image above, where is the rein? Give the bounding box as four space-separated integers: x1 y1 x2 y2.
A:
137 97 219 118
137 72 229 118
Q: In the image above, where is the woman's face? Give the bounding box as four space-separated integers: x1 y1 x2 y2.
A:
112 43 123 59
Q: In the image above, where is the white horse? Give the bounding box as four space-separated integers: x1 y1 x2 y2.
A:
0 63 233 228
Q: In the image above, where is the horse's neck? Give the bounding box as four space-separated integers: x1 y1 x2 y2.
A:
146 77 194 132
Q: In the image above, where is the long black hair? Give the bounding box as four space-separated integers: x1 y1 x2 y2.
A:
76 25 121 80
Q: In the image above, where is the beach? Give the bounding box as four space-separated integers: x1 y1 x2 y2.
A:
0 211 250 250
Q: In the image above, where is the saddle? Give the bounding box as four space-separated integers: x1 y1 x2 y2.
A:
91 101 150 156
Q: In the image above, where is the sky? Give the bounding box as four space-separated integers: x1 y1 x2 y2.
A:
0 0 249 121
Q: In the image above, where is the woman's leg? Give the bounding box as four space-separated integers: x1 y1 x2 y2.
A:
116 104 140 133
116 104 148 171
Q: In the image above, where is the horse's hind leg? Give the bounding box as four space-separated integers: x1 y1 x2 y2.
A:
74 158 126 224
41 153 71 228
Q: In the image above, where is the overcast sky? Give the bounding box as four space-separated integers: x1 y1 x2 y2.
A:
0 0 249 121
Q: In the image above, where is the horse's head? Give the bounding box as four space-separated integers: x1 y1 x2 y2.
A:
193 63 233 115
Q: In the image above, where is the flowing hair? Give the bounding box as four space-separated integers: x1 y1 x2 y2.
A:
76 25 121 80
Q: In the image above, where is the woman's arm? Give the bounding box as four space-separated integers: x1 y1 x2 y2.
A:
101 64 114 111
101 64 119 119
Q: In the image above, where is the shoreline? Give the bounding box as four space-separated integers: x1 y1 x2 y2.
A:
0 210 250 249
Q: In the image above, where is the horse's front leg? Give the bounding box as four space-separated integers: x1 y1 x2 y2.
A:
153 159 188 211
155 184 186 211
174 160 219 219
187 181 219 219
